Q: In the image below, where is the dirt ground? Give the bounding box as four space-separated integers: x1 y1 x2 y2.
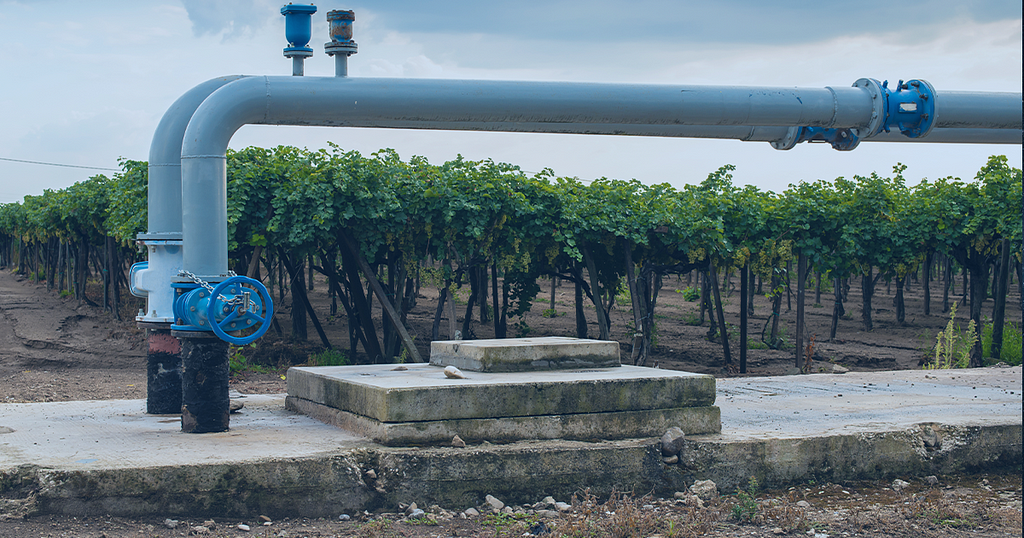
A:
1 268 1021 536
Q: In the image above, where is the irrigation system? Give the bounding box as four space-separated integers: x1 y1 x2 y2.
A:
129 3 1023 432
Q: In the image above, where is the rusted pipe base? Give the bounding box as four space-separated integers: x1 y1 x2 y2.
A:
180 338 230 433
146 330 182 414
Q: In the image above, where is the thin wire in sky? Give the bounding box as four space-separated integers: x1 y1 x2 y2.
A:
0 156 119 172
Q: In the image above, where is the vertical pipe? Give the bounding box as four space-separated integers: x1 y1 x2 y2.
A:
146 330 182 414
292 57 304 76
335 55 347 77
180 338 230 433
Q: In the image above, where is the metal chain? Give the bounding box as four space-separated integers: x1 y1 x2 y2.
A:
177 270 250 307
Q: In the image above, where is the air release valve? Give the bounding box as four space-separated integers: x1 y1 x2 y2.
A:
281 3 317 76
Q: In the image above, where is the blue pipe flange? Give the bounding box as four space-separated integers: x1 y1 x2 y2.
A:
207 276 274 345
886 79 937 138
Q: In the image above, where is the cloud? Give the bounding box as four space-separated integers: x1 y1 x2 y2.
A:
355 0 1020 46
180 0 278 39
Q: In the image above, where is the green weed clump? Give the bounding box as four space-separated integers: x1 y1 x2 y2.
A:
924 302 976 370
676 287 701 301
731 476 761 522
307 348 350 366
981 320 1023 366
228 344 270 375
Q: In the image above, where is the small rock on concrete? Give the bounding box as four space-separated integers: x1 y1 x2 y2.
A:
259 515 271 523
452 435 467 448
892 479 910 492
554 502 572 512
464 507 480 517
444 365 467 379
237 524 251 532
661 427 685 457
485 494 505 511
831 364 849 374
796 500 811 508
229 400 245 413
163 519 179 529
689 479 718 501
408 508 425 519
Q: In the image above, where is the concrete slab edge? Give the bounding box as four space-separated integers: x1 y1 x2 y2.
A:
285 395 722 445
2 422 1018 519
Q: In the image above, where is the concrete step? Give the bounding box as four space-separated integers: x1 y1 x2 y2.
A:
429 336 621 372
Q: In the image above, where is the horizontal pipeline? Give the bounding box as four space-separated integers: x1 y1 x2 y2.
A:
178 76 1022 277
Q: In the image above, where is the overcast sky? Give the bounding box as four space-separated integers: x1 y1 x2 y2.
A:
0 0 1020 204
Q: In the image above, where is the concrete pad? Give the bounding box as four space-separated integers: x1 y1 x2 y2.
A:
286 395 720 445
430 337 620 372
1 367 1019 519
286 363 716 425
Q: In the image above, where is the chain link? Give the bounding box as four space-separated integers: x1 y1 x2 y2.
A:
177 270 251 308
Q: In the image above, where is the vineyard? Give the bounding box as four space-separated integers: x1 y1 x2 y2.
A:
0 148 1020 371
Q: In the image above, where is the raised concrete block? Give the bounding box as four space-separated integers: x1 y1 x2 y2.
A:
286 363 719 445
286 395 721 446
287 363 716 423
430 337 620 372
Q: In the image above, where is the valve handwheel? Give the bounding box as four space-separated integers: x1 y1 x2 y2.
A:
207 276 274 345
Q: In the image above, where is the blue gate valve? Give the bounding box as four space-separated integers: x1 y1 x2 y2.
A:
173 276 274 345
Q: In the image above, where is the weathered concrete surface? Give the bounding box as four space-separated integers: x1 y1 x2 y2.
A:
287 363 717 423
1 367 1019 518
430 337 621 371
286 394 721 445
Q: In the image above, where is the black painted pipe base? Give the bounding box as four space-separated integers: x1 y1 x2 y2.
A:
146 330 182 414
180 338 230 433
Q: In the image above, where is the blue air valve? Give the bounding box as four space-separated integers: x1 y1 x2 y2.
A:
772 77 937 151
172 274 274 345
281 3 317 76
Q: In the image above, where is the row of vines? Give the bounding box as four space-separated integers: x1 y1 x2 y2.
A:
0 147 1020 368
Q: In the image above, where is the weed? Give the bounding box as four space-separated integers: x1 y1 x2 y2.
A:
615 283 632 307
228 344 269 375
676 287 700 301
515 319 532 337
924 302 976 370
683 313 702 326
482 512 537 537
541 308 563 318
731 477 761 522
355 519 393 538
981 320 1023 366
307 348 349 367
605 490 658 538
747 338 769 350
59 290 73 298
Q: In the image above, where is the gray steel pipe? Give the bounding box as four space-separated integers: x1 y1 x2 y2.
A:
180 76 1022 277
147 76 246 235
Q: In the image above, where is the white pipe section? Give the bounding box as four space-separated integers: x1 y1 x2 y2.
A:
179 76 1023 277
